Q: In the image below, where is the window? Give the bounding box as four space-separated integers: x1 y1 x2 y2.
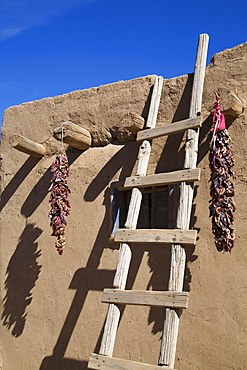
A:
110 185 172 239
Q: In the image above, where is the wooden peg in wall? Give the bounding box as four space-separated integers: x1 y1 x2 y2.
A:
9 134 46 158
53 121 92 150
206 89 244 118
121 112 145 134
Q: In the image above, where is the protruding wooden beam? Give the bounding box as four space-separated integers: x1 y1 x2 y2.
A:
9 134 46 158
221 91 243 118
206 89 244 118
53 121 92 150
121 112 145 134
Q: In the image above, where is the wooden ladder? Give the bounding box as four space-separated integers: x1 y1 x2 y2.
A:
88 33 209 370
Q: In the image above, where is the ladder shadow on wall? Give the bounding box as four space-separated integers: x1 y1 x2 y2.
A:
0 156 40 212
21 148 83 218
1 223 42 338
0 148 84 343
39 143 142 370
39 137 186 367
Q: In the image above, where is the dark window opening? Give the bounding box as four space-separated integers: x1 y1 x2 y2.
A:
119 186 170 229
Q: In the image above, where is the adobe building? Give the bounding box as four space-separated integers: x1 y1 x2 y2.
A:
0 41 247 369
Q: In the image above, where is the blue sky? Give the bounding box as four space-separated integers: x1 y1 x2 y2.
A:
0 0 246 122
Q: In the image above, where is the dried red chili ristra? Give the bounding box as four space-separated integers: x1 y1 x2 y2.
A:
49 153 71 255
209 98 236 253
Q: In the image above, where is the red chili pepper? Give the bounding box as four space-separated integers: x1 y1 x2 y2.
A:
49 153 71 255
209 99 236 253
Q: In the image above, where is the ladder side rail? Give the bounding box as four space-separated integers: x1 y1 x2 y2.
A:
124 140 151 229
99 142 148 356
98 76 163 357
159 33 209 368
145 75 163 129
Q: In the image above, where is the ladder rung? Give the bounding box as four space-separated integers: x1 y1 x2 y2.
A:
137 116 201 141
88 353 175 369
114 229 197 245
102 289 189 309
116 168 200 189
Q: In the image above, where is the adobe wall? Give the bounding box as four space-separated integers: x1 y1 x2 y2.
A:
0 42 247 370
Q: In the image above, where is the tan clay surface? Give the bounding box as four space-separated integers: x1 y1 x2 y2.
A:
0 43 247 369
